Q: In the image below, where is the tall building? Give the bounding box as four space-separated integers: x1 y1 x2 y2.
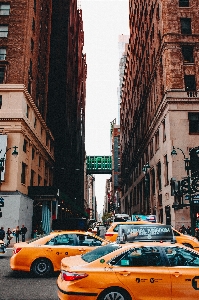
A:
117 34 129 124
0 0 87 235
120 0 199 231
47 0 87 220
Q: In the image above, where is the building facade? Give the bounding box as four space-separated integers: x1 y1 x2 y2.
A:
0 0 54 237
120 0 199 231
0 0 87 236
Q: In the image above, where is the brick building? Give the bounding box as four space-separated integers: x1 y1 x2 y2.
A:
120 0 199 231
0 0 87 235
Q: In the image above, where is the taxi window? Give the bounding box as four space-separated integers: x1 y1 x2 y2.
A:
82 243 121 263
45 234 77 246
164 246 199 266
113 225 119 232
77 234 102 247
110 247 163 267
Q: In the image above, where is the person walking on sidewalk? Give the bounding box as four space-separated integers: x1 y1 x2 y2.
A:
14 226 21 243
6 227 12 246
21 224 27 242
0 226 5 241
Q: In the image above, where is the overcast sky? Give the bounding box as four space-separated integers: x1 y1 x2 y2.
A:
80 0 129 213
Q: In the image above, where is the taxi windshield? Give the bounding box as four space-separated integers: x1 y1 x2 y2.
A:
82 243 121 263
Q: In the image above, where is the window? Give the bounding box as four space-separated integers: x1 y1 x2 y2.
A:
157 161 161 190
182 45 194 63
188 112 199 134
0 4 10 15
32 18 35 31
0 48 6 60
162 119 166 142
180 18 192 34
32 148 35 160
0 25 8 37
179 0 189 7
30 169 35 186
31 38 34 52
33 0 36 13
77 234 103 247
45 234 77 246
21 162 27 184
155 130 159 152
165 246 199 266
38 175 41 186
23 139 28 152
38 156 41 167
164 155 169 186
26 104 30 118
110 247 163 267
184 75 196 91
34 117 37 128
0 67 5 83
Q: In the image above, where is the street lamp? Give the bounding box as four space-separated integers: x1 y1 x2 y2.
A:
142 163 151 214
0 146 18 182
171 146 199 175
171 146 199 236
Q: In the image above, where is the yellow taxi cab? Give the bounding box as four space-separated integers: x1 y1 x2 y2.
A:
10 230 108 277
57 225 199 300
0 239 6 257
105 221 199 251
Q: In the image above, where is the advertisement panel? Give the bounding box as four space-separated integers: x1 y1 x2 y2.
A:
117 224 174 243
132 214 156 223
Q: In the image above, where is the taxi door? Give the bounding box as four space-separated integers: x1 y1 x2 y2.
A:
168 267 199 299
114 247 171 300
116 266 171 300
165 245 199 299
43 234 85 271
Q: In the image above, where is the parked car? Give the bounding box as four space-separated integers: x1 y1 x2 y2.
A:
57 241 199 300
105 221 199 250
10 230 109 277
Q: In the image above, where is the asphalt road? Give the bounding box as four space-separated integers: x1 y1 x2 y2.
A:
0 248 59 300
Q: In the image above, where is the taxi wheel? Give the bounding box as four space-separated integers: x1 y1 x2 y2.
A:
98 287 131 300
31 258 53 277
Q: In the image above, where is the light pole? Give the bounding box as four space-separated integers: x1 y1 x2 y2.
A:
0 146 18 183
171 146 199 236
142 163 150 214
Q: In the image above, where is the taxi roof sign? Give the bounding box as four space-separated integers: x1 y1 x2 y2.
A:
117 224 175 243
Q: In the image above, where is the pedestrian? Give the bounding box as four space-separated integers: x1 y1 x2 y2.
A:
20 224 27 242
186 226 191 235
6 227 12 246
179 225 187 234
15 225 21 243
0 226 5 241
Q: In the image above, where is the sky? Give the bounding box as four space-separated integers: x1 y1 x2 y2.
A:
80 0 129 213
